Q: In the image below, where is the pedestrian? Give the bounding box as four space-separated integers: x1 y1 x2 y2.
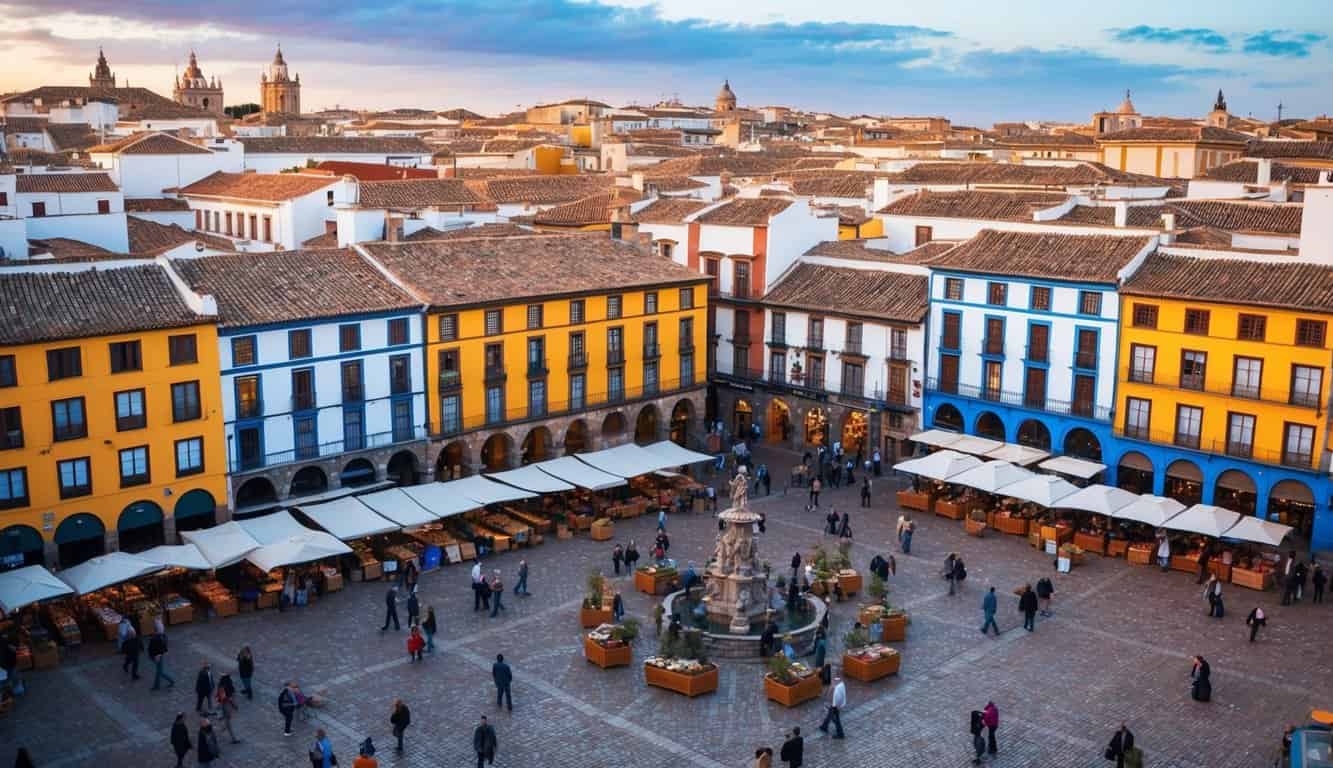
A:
817 675 845 739
390 699 411 752
759 622 777 658
148 631 175 690
944 553 958 596
489 570 505 617
354 738 379 768
1313 563 1327 604
1189 655 1211 702
279 681 298 736
13 748 33 768
312 727 335 768
171 712 193 768
1296 560 1308 602
195 663 215 715
969 710 986 765
215 673 241 744
1280 550 1298 605
825 508 840 535
1019 584 1038 631
812 628 827 669
1155 532 1171 572
754 746 774 768
860 477 871 508
612 544 624 576
403 560 419 594
382 585 401 631
1204 576 1223 618
197 718 220 766
514 559 530 597
237 646 254 699
1196 542 1212 584
492 653 513 712
1106 722 1134 768
838 510 852 539
117 616 134 651
404 590 420 628
472 561 488 611
952 555 966 593
980 587 999 636
900 515 914 554
982 700 999 755
1245 606 1266 642
121 626 142 681
422 607 438 654
845 458 855 485
658 506 667 531
407 625 425 662
780 727 804 768
872 448 882 476
624 540 640 572
473 715 497 768
808 477 821 510
612 590 625 622
1036 576 1054 617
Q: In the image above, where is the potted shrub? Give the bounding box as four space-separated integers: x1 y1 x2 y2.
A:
585 619 639 669
580 570 614 627
835 541 861 596
859 573 908 641
965 507 987 537
763 652 822 707
552 510 573 539
590 516 615 541
644 630 717 697
841 624 901 682
1058 542 1085 565
810 545 837 597
635 563 677 596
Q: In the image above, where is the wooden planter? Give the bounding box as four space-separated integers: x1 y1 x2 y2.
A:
590 521 614 541
811 577 837 597
935 500 966 520
1208 561 1232 582
880 612 908 642
1106 539 1129 558
837 570 862 597
965 517 986 537
1170 554 1199 573
569 513 593 531
764 673 822 707
1126 546 1153 565
644 663 718 697
842 649 900 682
584 635 633 669
858 605 886 627
1073 532 1106 555
896 490 932 512
634 569 675 596
556 525 573 540
1231 567 1273 591
994 516 1029 536
1028 526 1043 549
580 606 614 628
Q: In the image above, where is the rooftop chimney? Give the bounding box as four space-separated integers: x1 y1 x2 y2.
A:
1297 171 1333 264
1256 158 1273 186
1113 201 1128 228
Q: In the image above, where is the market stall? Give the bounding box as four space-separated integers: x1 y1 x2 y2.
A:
1224 517 1293 590
574 442 677 479
997 474 1079 544
181 522 262 568
984 443 1050 467
1037 455 1107 483
486 465 576 495
892 450 982 512
533 456 626 491
942 461 1034 520
400 482 481 519
640 440 715 468
0 565 73 615
58 552 163 596
239 511 353 601
1160 504 1243 574
135 545 209 624
1114 496 1185 565
297 497 399 541
946 435 1005 458
907 429 964 450
1059 485 1139 556
358 488 439 528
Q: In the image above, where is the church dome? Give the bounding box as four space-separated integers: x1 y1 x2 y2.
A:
717 80 736 102
273 46 286 66
183 51 204 81
1116 89 1137 115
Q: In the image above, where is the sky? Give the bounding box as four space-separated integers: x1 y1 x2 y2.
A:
2 1 1330 125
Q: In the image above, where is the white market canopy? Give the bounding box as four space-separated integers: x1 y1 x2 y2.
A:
1115 496 1185 528
576 442 676 478
359 488 439 528
58 552 164 595
181 522 262 568
246 532 352 572
535 456 626 490
1038 455 1107 480
138 544 212 571
642 440 715 467
237 510 314 546
909 430 963 448
949 460 1034 493
298 497 399 541
486 465 575 494
0 565 74 613
999 474 1079 507
400 482 479 519
450 475 538 506
1223 516 1294 547
893 450 983 481
1165 504 1243 538
984 443 1050 466
949 435 1006 457
1059 484 1139 517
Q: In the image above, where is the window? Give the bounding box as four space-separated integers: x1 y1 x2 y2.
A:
1027 324 1049 363
808 317 824 348
1180 350 1207 390
231 336 256 366
1078 291 1102 316
944 278 963 301
1296 319 1327 348
733 263 750 298
528 379 547 417
1075 329 1098 370
175 437 204 477
389 355 411 394
1184 308 1210 335
1127 344 1156 383
485 309 503 336
439 314 459 341
326 190 335 206
914 225 932 247
108 340 142 373
1283 423 1315 467
569 300 585 325
680 353 694 386
438 349 461 390
236 426 262 470
679 317 694 350
262 216 272 242
1174 405 1203 449
1029 286 1051 311
607 327 624 364
282 329 310 360
841 361 864 396
294 416 317 459
0 355 14 387
890 328 908 360
1072 375 1096 417
1124 398 1151 439
984 318 1004 355
168 334 197 366
1131 303 1159 329
1231 357 1262 399
1226 413 1255 458
51 397 86 441
705 258 720 294
31 201 46 217
658 242 674 260
1237 314 1266 341
392 400 412 442
291 368 315 411
986 282 1007 306
224 211 232 234
769 312 787 344
114 389 146 431
608 366 625 401
249 214 257 239
171 381 201 422
643 322 659 358
808 354 825 389
341 361 364 402
484 343 505 376
46 347 81 380
679 287 694 309
1024 367 1046 408
236 376 260 419
0 407 22 450
608 294 624 319
846 322 863 355
440 394 461 434
119 446 150 487
485 385 505 424
983 361 1002 400
339 324 361 352
569 373 586 410
381 318 407 347
57 457 92 499
526 304 544 329
644 292 658 314
1290 365 1323 408
0 468 28 509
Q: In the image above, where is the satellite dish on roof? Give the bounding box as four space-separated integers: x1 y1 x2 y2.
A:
194 241 205 252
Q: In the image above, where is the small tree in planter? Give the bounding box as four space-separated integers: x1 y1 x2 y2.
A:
580 570 614 627
835 540 861 596
766 651 798 685
764 646 820 706
842 624 872 651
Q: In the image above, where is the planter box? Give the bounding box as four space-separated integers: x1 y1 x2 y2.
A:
842 649 900 682
166 605 193 625
837 570 862 597
362 561 384 581
1073 532 1105 555
1231 567 1273 591
895 490 931 512
858 605 886 627
556 525 573 540
935 500 966 520
569 514 593 531
634 569 674 596
1106 539 1129 558
644 663 718 697
580 606 615 628
1041 525 1073 546
1028 526 1043 549
590 522 614 541
994 516 1029 536
965 517 987 537
323 572 344 592
1170 554 1199 573
1208 561 1232 582
584 635 633 669
880 612 907 642
764 673 822 707
1126 547 1153 566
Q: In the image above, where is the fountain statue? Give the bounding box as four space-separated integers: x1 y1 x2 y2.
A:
705 466 768 634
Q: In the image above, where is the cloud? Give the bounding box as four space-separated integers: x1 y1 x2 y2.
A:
1110 25 1229 52
954 47 1222 89
1242 30 1327 58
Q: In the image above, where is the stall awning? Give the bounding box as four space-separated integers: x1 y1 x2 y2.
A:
138 544 212 571
486 465 575 494
641 440 715 467
949 461 1034 493
909 429 963 448
1223 516 1293 547
576 443 675 478
58 552 164 595
400 483 479 519
999 474 1079 507
237 511 315 546
181 522 262 568
1165 504 1242 538
450 475 538 506
298 497 399 541
0 565 74 613
892 450 982 481
985 444 1050 466
359 488 438 528
534 456 626 490
1038 456 1107 479
949 435 1005 457
280 481 394 509
1115 496 1185 528
246 532 352 572
1059 485 1138 517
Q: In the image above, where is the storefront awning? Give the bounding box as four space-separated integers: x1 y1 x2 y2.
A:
892 450 982 481
1223 516 1293 547
245 532 352 572
576 443 676 478
909 429 963 448
1164 504 1242 538
985 444 1050 466
999 474 1079 507
0 565 74 614
58 552 164 595
1058 484 1139 517
949 460 1034 493
1115 495 1185 528
359 488 439 528
400 483 480 519
641 440 715 467
534 456 626 491
949 435 1005 457
450 475 539 506
237 511 315 546
181 522 262 568
486 465 575 494
1038 456 1107 480
298 497 399 541
138 544 212 571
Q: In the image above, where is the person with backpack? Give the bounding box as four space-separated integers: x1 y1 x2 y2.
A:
311 728 335 768
1019 584 1038 631
279 681 299 736
390 699 411 752
215 673 241 744
1035 577 1055 617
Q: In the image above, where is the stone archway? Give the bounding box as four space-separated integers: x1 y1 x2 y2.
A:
669 401 692 447
1164 459 1203 506
290 465 329 498
1268 479 1315 539
804 407 829 447
0 524 46 569
564 420 591 455
601 411 628 444
482 433 514 472
635 404 660 445
1016 419 1050 450
117 500 165 553
437 441 471 479
1214 469 1257 515
521 426 554 465
341 457 377 488
173 489 217 534
1116 451 1154 495
54 513 105 568
387 450 419 485
933 403 963 431
975 411 1005 441
768 398 792 444
235 476 278 509
1063 428 1102 461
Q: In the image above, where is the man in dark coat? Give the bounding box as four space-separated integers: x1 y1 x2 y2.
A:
382 585 401 631
779 726 804 768
492 653 513 711
1019 585 1039 632
1107 722 1135 768
390 699 411 752
171 712 192 768
473 715 497 768
121 629 142 680
148 632 174 690
195 663 215 715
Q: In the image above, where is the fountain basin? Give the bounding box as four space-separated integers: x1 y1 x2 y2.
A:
662 590 826 661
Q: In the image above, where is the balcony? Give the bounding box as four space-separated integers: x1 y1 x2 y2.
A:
527 357 549 377
291 394 317 412
438 370 462 391
1127 368 1153 384
716 365 905 413
606 348 625 366
768 333 789 349
484 364 507 383
237 400 263 420
567 351 588 370
841 339 865 358
889 344 909 362
1074 350 1098 370
806 334 824 350
642 342 661 360
926 377 1112 421
342 386 365 403
1113 425 1322 472
982 337 1003 356
1118 366 1324 414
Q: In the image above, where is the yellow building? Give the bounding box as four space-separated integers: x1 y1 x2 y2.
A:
0 264 228 567
1113 253 1333 549
360 232 710 477
1097 125 1250 179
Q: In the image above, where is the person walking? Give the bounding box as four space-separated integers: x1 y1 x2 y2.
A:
980 587 1000 636
195 663 215 716
473 715 497 768
612 544 624 576
382 585 401 631
812 629 827 670
492 653 513 712
808 477 822 510
312 728 335 768
658 506 668 531
624 540 640 573
407 625 425 662
171 713 193 768
148 632 175 690
944 553 959 596
390 699 411 752
1156 532 1171 572
121 627 142 681
969 710 986 765
1204 576 1224 618
780 727 804 768
817 676 846 739
354 739 379 768
1245 606 1267 642
1280 550 1298 605
1019 585 1038 632
900 515 914 555
1313 563 1327 604
236 646 254 700
279 681 298 736
1296 559 1309 602
405 590 420 628
215 673 241 745
838 511 852 539
982 701 999 756
1106 722 1135 768
472 561 488 612
514 560 530 597
1036 576 1054 617
612 590 625 622
859 477 871 508
1190 655 1211 702
489 570 505 618
196 718 220 766
422 607 438 654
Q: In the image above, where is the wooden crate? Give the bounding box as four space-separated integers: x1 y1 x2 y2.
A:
842 650 900 682
935 500 966 520
880 612 908 642
1073 532 1106 555
895 490 931 512
644 663 718 697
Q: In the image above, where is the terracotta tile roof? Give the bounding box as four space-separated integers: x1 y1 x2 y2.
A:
88 131 212 155
532 188 642 227
995 133 1097 147
877 189 1069 221
464 174 614 205
405 222 538 241
0 265 205 345
301 231 340 247
4 149 81 167
788 156 853 169
314 161 437 181
1243 140 1333 160
626 143 698 158
1123 253 1333 313
124 197 191 212
25 237 120 261
631 198 711 224
44 123 98 152
172 249 419 328
1202 160 1324 184
883 161 1161 187
2 86 208 123
1056 200 1304 235
764 263 927 323
812 204 870 226
924 229 1151 283
641 176 708 192
696 198 793 226
781 171 878 198
178 171 337 202
362 233 705 308
803 238 954 264
127 218 232 255
438 108 485 121
2 116 48 133
1098 126 1252 144
237 136 434 155
451 168 546 179
357 178 485 208
15 173 119 194
647 152 796 178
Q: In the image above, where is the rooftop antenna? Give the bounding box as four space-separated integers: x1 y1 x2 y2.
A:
1276 102 1284 122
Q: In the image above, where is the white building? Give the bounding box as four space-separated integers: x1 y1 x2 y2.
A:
12 171 128 252
88 132 244 198
335 178 492 246
238 136 434 173
177 171 352 251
